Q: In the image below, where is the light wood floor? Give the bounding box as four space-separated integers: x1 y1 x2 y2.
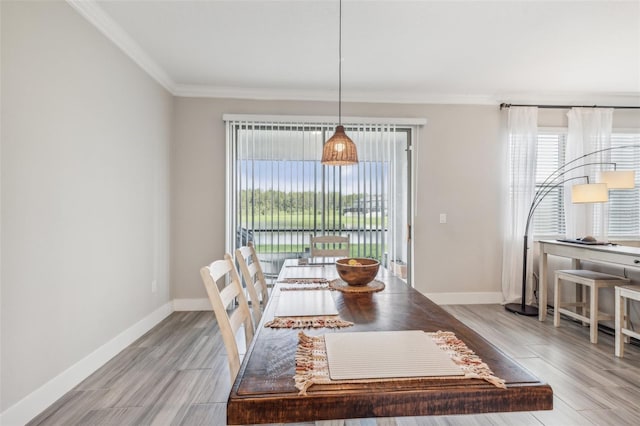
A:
28 304 640 425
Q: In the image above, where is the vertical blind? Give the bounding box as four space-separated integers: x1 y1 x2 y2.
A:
225 116 411 276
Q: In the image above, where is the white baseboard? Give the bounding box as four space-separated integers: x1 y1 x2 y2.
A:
0 302 173 426
424 291 504 305
173 298 211 311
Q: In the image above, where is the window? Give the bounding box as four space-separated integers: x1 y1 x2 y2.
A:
531 129 640 239
532 131 567 237
602 132 640 238
225 116 419 283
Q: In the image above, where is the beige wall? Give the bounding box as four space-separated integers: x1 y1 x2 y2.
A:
1 1 172 412
172 99 505 299
538 107 640 128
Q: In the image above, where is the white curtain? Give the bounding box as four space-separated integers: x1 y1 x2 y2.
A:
501 107 538 304
564 108 613 241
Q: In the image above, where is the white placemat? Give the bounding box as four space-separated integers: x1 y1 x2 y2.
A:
279 268 327 280
275 290 339 317
324 330 464 380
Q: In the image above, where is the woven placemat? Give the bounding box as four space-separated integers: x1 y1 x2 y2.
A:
280 283 329 291
278 278 329 284
265 316 353 329
294 331 507 395
329 279 385 293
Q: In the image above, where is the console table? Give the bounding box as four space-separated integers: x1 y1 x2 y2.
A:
538 240 640 322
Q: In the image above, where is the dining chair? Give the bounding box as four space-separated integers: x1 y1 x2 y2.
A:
200 253 255 381
309 234 350 258
235 241 269 325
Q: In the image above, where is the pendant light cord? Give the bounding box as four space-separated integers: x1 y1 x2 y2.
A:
338 0 342 125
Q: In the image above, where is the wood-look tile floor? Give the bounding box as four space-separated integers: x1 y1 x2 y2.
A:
28 305 640 425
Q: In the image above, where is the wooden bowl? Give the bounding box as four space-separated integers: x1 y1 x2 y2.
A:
335 258 380 286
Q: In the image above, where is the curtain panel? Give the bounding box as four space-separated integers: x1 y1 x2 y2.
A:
564 108 613 241
501 107 538 304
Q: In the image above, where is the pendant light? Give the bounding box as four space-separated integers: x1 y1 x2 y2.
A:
321 0 358 166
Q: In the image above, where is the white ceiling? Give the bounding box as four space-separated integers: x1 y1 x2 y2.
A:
70 0 640 105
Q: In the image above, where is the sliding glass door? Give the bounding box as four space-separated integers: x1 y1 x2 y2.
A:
225 117 414 285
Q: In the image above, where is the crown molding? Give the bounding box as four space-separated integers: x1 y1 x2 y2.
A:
172 84 338 102
65 0 176 93
173 84 640 107
173 84 501 105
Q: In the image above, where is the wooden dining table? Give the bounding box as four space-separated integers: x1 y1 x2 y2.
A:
227 259 553 424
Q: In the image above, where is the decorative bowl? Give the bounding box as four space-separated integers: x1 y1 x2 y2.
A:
335 258 380 286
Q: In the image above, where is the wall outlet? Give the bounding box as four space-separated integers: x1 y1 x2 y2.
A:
439 213 447 224
151 279 157 293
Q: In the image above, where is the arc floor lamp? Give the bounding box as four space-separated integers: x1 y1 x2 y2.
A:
505 144 640 316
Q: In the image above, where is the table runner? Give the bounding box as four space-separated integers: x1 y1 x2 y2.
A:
294 331 507 395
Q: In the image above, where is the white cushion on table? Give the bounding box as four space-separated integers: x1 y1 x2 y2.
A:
274 290 338 317
324 330 464 380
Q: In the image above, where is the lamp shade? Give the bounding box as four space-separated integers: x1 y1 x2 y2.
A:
321 125 358 166
598 170 636 189
571 183 609 203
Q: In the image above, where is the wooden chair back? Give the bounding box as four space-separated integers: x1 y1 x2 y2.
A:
200 253 255 381
235 241 270 325
309 234 350 258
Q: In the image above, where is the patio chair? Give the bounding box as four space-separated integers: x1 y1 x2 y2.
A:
309 234 350 258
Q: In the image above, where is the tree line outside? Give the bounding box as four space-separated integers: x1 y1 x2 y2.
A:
237 189 387 230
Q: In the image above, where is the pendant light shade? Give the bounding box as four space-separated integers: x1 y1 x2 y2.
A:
321 0 358 166
322 125 358 165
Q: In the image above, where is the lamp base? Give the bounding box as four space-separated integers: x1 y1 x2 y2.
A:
504 303 539 316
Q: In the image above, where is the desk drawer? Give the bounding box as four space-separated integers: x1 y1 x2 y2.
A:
586 250 640 269
541 242 640 269
543 244 591 259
